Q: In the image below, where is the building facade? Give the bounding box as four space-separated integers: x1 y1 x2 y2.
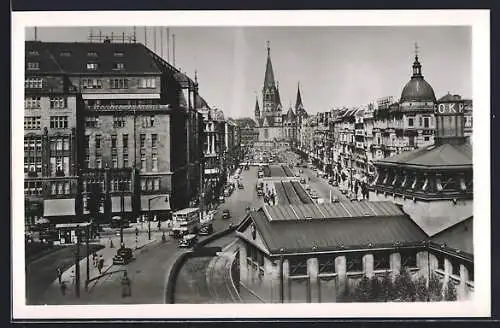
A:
254 43 308 149
24 39 204 225
235 202 474 303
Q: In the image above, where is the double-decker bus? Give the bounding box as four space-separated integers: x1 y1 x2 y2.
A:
171 208 200 238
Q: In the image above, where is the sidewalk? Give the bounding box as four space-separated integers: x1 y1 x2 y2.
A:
39 232 161 305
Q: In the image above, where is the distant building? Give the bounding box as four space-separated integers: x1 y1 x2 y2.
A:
254 43 308 149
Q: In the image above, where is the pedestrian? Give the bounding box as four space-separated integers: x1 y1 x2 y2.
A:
56 267 62 284
354 182 359 197
71 270 75 285
98 255 104 274
60 281 67 296
92 252 98 268
121 271 131 297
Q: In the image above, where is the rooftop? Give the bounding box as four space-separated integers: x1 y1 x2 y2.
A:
25 41 163 75
375 142 472 170
240 201 428 254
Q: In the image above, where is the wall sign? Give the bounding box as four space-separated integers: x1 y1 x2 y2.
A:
435 102 464 116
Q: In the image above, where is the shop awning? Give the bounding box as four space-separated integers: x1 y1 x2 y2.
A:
55 222 91 229
111 195 133 213
140 195 171 211
43 199 76 217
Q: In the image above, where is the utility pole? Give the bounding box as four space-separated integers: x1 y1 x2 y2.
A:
85 224 90 291
75 225 81 298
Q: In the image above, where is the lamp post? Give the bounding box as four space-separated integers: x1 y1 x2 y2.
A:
74 225 81 298
279 248 285 303
148 195 169 241
85 224 90 291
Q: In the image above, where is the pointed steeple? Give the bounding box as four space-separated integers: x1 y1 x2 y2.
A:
295 82 304 111
275 81 282 111
412 42 423 78
254 95 260 119
263 41 276 88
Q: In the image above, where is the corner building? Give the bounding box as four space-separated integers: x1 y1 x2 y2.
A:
24 40 203 224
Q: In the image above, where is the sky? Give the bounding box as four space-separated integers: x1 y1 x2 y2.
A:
26 26 472 119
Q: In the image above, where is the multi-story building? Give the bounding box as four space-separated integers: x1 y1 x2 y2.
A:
302 50 472 190
24 45 85 226
236 201 473 303
24 39 204 225
369 96 473 297
254 43 308 149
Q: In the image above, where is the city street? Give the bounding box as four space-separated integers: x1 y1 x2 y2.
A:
37 166 261 305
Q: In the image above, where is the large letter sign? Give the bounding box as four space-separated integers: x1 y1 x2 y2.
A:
436 102 464 115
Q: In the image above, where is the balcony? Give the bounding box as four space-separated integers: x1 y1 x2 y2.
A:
86 104 171 112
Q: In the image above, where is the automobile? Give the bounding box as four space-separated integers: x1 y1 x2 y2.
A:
310 190 319 199
219 195 225 203
300 177 306 184
112 247 133 265
295 172 300 177
224 189 230 197
245 206 251 213
299 169 303 174
178 234 198 248
331 181 339 187
222 209 231 219
234 174 240 179
331 197 340 203
257 189 263 196
305 185 311 192
199 224 214 236
328 178 334 185
238 183 244 189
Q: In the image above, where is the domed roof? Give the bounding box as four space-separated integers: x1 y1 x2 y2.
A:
400 56 436 103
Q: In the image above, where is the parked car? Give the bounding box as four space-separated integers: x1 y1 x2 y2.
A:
219 195 225 203
299 169 303 174
112 247 133 265
222 209 231 219
199 225 214 236
238 183 244 189
310 190 319 199
300 177 306 184
178 234 198 248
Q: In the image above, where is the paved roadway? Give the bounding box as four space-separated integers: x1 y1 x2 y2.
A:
39 165 262 304
281 151 350 203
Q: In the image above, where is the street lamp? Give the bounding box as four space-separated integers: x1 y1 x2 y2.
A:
148 195 169 240
279 248 285 303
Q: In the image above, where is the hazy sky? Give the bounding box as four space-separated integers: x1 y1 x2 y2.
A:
27 26 472 118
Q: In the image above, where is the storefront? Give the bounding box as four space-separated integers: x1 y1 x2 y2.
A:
140 194 171 221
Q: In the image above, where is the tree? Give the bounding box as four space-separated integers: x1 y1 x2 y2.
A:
369 276 381 301
444 279 457 301
393 269 416 302
428 273 444 302
379 271 394 302
414 276 428 302
354 276 372 302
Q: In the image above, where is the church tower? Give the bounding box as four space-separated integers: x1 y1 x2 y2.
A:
262 41 280 126
295 82 308 125
254 95 260 121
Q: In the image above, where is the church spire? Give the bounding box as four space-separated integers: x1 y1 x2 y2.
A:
295 82 304 111
263 41 276 88
254 94 260 119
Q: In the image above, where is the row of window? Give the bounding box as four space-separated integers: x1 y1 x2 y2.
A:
24 116 70 130
140 177 161 191
84 133 157 150
25 137 70 152
26 97 68 109
81 77 156 89
85 115 156 129
408 116 432 128
25 180 73 195
25 78 43 89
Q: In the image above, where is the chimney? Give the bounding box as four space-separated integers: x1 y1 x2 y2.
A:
172 33 176 67
167 28 170 63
